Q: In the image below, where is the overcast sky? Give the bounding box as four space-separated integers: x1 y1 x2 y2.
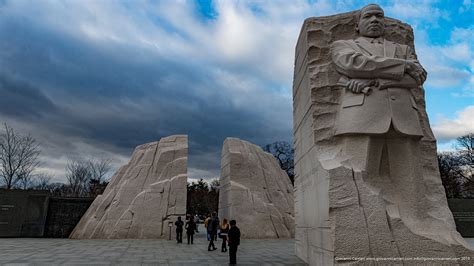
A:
0 0 472 183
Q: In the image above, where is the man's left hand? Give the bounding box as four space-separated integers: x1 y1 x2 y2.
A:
406 60 427 85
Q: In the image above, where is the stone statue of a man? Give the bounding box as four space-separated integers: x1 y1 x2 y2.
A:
330 3 434 240
331 4 427 137
329 4 430 180
293 4 473 263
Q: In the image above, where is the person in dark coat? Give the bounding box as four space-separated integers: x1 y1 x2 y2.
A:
227 219 240 265
207 212 219 251
185 217 196 244
174 216 184 243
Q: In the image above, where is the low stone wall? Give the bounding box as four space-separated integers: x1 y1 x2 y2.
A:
448 199 474 237
0 189 94 238
44 197 94 238
0 189 49 237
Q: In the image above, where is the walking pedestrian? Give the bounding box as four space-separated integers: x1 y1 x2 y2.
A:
220 218 229 252
185 217 196 244
174 216 184 244
227 219 240 265
207 212 219 251
204 214 211 241
194 214 200 233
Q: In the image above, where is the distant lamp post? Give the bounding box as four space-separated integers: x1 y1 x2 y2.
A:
168 221 173 240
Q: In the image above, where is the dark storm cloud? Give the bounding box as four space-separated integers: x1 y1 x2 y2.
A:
0 74 57 119
0 6 292 180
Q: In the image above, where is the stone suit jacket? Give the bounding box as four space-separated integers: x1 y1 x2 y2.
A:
330 37 423 137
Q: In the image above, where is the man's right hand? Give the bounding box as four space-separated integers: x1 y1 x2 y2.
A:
347 79 379 94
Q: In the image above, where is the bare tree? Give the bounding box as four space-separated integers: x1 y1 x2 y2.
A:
456 133 473 178
456 134 473 197
47 182 71 197
66 158 112 197
88 158 112 183
456 133 474 154
438 133 474 198
33 174 53 190
66 159 92 197
17 171 34 189
0 123 40 189
263 141 295 185
210 178 220 191
438 152 463 198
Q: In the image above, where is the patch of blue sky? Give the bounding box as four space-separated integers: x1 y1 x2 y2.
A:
248 3 265 17
438 140 457 150
426 90 472 123
425 3 472 45
118 1 191 38
146 11 179 32
194 0 218 20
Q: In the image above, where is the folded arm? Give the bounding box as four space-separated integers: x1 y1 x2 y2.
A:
332 40 427 88
405 46 427 85
331 40 406 80
378 75 418 89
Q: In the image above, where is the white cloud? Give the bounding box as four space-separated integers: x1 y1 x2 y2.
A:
415 26 474 92
459 0 473 13
451 26 474 42
432 106 474 141
1 0 472 182
436 140 457 152
188 168 219 181
384 0 449 26
440 43 472 64
0 113 130 183
424 64 471 88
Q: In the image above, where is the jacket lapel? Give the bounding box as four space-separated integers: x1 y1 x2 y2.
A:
384 39 396 58
354 37 374 56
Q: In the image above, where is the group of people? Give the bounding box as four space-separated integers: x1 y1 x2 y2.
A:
175 212 241 265
174 215 197 245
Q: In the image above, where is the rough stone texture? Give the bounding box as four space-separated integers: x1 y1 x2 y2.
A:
70 135 187 239
218 138 294 239
293 11 474 265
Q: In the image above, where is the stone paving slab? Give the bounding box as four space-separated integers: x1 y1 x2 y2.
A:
2 231 470 265
0 231 307 265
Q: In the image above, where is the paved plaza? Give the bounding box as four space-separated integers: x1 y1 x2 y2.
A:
0 231 306 265
1 230 472 265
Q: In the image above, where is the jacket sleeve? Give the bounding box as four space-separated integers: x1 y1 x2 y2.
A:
331 40 406 80
406 45 426 77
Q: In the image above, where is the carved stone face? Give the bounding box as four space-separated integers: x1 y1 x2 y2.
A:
357 5 385 37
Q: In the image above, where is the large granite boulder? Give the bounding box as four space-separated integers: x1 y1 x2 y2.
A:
70 135 187 239
218 138 294 239
293 6 473 265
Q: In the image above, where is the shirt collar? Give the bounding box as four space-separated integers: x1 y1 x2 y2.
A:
358 36 384 44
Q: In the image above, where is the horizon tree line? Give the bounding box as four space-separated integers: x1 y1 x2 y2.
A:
0 123 112 197
1 122 472 199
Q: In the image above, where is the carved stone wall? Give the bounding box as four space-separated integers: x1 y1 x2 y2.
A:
218 138 294 238
0 190 49 237
70 135 187 239
293 11 473 265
